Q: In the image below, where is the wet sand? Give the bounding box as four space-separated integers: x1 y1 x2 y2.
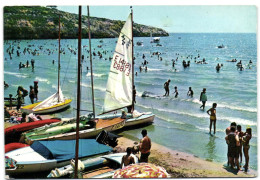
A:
115 136 257 178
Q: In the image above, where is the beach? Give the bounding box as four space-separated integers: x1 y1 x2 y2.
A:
115 136 257 177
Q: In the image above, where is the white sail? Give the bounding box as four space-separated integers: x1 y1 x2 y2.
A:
32 87 65 111
103 14 133 113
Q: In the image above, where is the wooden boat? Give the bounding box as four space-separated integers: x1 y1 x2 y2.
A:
5 139 113 176
21 16 72 115
47 153 138 178
20 116 125 145
5 118 61 144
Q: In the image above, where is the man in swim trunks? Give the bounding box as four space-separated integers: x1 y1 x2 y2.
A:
164 79 171 96
207 103 217 134
139 129 151 163
121 147 135 168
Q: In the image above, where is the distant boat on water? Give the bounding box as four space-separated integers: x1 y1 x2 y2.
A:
217 44 225 48
150 32 160 43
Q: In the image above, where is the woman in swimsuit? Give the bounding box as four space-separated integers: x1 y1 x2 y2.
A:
207 103 217 134
242 127 252 172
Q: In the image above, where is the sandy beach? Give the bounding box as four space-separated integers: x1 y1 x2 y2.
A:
115 136 257 178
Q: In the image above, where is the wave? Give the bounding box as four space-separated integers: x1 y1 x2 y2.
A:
218 116 257 126
185 98 257 113
86 72 106 77
35 77 50 84
4 71 28 78
81 83 106 92
147 68 163 72
137 104 256 127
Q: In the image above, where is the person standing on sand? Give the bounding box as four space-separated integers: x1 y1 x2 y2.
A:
207 103 217 134
225 126 240 170
121 147 135 168
200 88 207 110
139 129 151 163
225 122 237 166
164 79 171 96
242 127 252 172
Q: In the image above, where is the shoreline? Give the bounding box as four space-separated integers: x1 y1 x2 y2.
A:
115 136 257 178
4 109 257 178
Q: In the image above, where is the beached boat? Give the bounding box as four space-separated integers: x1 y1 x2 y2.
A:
99 9 155 126
5 139 113 176
47 153 138 178
21 16 72 114
5 118 61 144
19 115 125 145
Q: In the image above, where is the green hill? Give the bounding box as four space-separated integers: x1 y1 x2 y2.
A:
4 6 169 40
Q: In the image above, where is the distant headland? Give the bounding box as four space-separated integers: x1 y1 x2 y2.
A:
4 6 169 40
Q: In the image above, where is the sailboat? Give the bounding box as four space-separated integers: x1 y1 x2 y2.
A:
98 10 155 127
21 16 72 114
19 9 126 145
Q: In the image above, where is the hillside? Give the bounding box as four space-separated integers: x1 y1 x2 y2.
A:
4 6 169 40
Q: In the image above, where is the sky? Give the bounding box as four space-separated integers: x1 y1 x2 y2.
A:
57 5 257 33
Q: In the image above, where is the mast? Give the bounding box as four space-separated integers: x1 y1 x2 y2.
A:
131 7 134 111
87 5 95 118
58 15 61 102
74 5 82 179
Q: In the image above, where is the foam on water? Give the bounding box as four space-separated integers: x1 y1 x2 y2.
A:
4 71 28 78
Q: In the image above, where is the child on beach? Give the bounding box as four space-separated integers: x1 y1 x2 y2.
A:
207 103 217 134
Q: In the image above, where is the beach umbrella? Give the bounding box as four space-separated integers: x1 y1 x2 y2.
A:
113 163 170 178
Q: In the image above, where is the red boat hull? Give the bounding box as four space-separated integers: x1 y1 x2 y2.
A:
5 119 61 144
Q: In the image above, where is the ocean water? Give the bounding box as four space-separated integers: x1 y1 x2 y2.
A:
4 33 257 170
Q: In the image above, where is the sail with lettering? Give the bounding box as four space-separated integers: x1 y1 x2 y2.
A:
103 14 133 113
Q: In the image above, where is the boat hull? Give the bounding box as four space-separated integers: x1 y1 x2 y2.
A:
23 118 125 145
125 114 155 127
21 99 72 114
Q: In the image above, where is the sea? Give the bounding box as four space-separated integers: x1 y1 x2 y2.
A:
4 33 257 170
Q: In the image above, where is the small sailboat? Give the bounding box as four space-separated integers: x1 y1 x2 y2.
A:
21 16 72 114
99 9 155 127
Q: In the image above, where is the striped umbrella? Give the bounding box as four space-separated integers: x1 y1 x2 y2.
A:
113 163 170 178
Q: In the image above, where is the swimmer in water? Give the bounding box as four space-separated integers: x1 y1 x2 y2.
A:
187 87 194 98
174 86 178 98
